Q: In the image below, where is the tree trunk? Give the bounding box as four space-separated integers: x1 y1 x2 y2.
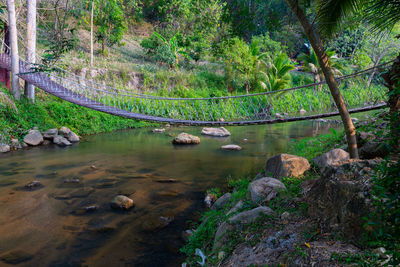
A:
382 53 400 152
25 0 37 102
6 0 20 100
90 0 94 67
285 0 359 158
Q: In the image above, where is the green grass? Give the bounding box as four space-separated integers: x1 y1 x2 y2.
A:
0 87 150 143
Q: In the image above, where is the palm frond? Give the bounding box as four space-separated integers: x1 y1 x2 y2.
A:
365 0 400 32
315 0 366 38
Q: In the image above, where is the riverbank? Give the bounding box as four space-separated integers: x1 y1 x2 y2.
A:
0 86 151 148
181 111 398 266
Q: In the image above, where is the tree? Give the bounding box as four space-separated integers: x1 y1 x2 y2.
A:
25 0 37 102
298 48 343 90
94 0 126 56
152 32 191 69
6 0 19 100
285 0 359 158
314 0 400 151
259 53 295 91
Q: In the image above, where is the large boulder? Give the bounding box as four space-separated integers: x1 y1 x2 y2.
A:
265 154 310 179
201 127 231 137
0 144 10 153
67 131 80 143
43 128 58 140
23 130 43 146
306 159 382 241
172 133 200 145
214 207 274 250
247 177 287 203
313 149 349 170
211 193 232 210
359 141 390 159
53 135 72 146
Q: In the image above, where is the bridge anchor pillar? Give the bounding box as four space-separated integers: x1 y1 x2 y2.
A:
0 67 10 89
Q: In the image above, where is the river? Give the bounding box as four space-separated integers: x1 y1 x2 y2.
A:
0 121 339 266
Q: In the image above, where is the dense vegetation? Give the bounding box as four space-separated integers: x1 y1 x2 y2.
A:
0 86 148 143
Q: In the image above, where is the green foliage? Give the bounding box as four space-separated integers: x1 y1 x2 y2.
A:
298 48 343 84
258 53 296 91
94 0 126 53
0 87 147 142
363 158 400 265
289 128 344 160
251 33 286 57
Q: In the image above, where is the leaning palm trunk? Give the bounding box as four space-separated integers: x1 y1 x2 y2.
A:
285 0 359 158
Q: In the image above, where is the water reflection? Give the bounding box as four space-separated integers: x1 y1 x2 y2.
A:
0 121 340 266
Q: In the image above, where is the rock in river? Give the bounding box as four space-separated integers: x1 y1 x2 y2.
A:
265 154 310 179
0 144 10 153
152 128 166 133
110 195 134 210
201 127 231 137
25 181 42 189
66 131 80 143
172 133 200 145
23 130 43 146
53 135 72 146
221 144 242 151
59 126 71 136
43 128 58 140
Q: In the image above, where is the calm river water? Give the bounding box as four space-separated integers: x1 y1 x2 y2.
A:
0 121 339 266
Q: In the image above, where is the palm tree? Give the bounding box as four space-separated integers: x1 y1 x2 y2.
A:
314 0 400 151
153 32 191 69
249 40 268 93
259 53 295 91
285 0 360 158
298 48 343 90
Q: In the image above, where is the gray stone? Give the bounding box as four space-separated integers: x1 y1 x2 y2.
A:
43 128 58 139
172 133 200 145
265 154 310 179
281 211 290 221
201 127 231 137
357 131 375 145
229 206 274 224
275 113 284 119
214 207 274 250
23 130 43 146
0 144 10 153
359 141 390 159
306 159 382 241
152 128 166 133
59 126 71 136
221 144 242 151
25 181 42 189
227 200 244 215
67 131 80 142
248 177 287 203
313 149 350 170
53 135 72 146
110 195 134 210
299 108 306 115
211 193 232 210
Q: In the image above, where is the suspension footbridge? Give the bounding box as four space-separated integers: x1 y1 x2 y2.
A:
0 53 388 126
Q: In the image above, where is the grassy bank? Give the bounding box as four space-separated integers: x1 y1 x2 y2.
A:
0 87 150 143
